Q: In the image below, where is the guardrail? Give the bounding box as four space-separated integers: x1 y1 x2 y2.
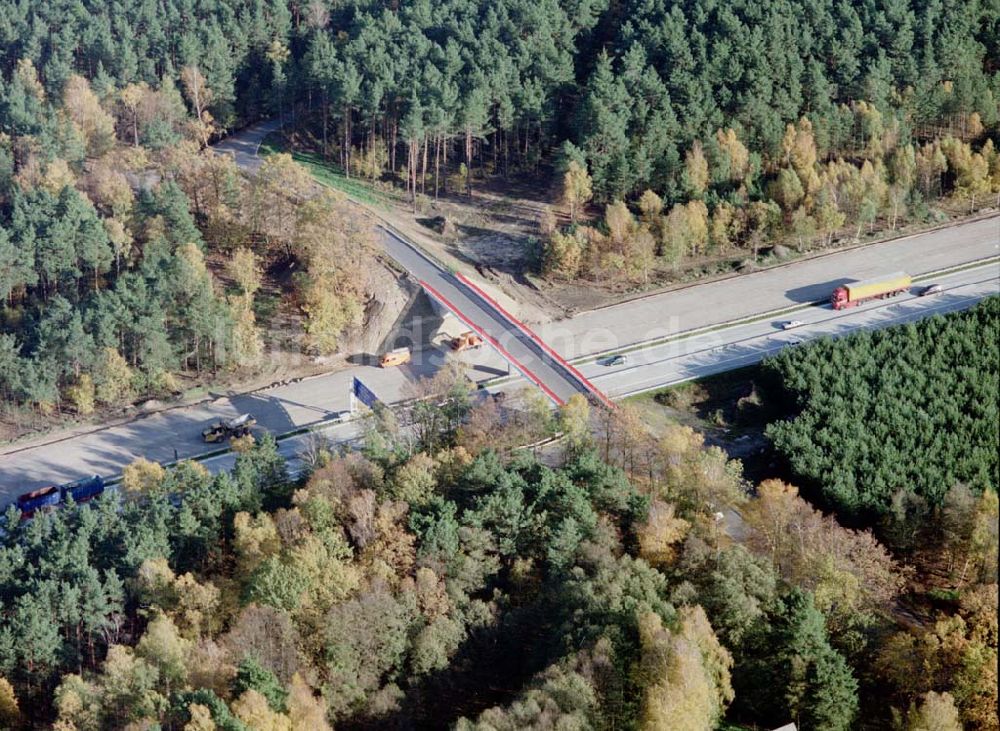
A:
569 255 1000 367
419 279 564 406
455 273 615 409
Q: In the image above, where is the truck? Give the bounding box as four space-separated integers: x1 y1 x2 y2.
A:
831 272 911 310
379 347 412 368
450 331 484 351
17 485 61 518
61 475 105 504
202 413 256 443
13 475 106 520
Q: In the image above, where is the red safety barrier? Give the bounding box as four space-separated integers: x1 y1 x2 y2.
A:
456 273 616 410
419 280 565 406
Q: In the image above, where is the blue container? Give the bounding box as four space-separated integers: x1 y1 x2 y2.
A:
62 475 105 504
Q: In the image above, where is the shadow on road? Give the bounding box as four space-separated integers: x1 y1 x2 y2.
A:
785 277 855 303
230 392 308 434
347 353 380 366
470 363 509 377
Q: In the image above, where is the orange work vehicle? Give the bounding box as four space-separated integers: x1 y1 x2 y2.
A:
450 331 484 351
379 347 412 367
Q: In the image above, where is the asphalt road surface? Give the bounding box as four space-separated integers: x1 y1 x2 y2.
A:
212 118 284 172
381 228 587 403
577 261 1000 398
0 123 587 500
214 120 588 403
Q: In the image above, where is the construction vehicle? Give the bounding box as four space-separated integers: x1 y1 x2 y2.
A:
379 347 412 367
831 272 911 310
202 413 256 443
13 475 106 520
451 331 484 351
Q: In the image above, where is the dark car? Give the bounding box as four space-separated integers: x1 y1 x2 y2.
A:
920 283 943 296
605 354 627 366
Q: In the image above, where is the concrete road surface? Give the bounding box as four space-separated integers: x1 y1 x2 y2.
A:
0 342 513 500
2 123 997 500
539 215 1000 359
577 261 1000 398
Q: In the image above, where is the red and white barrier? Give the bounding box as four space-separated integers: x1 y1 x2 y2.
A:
419 280 565 406
455 273 616 410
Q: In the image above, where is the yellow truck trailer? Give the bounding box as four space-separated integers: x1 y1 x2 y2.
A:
831 272 911 309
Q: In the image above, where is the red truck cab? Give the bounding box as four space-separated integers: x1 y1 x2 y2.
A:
831 286 851 310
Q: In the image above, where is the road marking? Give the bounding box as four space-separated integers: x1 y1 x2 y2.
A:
455 273 614 409
418 280 564 406
605 286 995 398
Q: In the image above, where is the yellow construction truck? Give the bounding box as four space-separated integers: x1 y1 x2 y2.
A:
379 347 412 367
202 413 256 443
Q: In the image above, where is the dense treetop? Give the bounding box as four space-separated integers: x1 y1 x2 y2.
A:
0 373 927 730
764 296 1000 518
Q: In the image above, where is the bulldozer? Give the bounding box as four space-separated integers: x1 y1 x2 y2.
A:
202 413 256 443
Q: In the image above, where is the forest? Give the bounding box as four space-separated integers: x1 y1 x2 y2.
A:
0 53 373 428
0 0 997 297
1 370 994 731
763 296 1000 520
0 3 997 727
1 0 998 424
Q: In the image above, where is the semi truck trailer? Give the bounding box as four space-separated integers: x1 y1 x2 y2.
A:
16 475 105 518
831 272 911 310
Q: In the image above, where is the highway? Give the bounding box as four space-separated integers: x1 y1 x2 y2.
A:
0 338 513 498
6 260 992 499
0 123 590 500
576 261 1000 398
380 228 587 404
216 120 588 404
1 122 998 501
538 215 1000 358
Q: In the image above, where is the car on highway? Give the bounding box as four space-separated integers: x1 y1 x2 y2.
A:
605 354 627 366
787 336 805 345
781 320 804 330
919 283 943 296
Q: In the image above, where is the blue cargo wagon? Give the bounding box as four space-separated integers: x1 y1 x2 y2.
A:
62 475 105 504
